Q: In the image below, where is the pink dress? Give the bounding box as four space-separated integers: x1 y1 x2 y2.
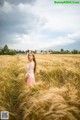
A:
26 61 35 86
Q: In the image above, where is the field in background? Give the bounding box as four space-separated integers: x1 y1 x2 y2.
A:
0 54 80 120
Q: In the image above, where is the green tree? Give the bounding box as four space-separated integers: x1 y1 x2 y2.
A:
60 49 64 53
71 49 78 54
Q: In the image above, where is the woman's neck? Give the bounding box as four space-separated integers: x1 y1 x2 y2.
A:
29 60 33 62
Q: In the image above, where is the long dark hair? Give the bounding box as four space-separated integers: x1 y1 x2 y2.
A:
28 53 36 73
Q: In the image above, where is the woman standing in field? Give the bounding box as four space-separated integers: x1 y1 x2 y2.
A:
25 53 36 86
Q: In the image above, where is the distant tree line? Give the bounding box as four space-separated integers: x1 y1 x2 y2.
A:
49 49 80 54
0 45 80 55
0 45 37 55
0 45 16 55
40 49 80 54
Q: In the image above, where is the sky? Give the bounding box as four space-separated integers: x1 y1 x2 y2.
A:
0 0 80 50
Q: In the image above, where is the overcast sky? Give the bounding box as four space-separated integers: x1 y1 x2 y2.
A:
0 0 80 50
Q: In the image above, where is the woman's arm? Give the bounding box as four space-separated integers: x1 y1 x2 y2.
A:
29 62 34 69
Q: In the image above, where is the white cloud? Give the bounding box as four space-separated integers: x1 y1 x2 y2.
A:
38 36 75 49
16 0 80 35
17 3 31 12
0 1 13 13
9 30 80 50
68 31 80 40
0 0 80 50
9 32 44 50
31 0 80 32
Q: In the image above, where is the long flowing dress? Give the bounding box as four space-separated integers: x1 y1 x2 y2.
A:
26 61 35 86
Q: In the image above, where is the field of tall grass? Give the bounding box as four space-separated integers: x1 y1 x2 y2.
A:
0 54 80 120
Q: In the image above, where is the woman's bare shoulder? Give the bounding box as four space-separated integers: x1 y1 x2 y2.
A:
30 61 34 66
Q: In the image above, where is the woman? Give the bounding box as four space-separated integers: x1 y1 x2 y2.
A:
25 53 36 86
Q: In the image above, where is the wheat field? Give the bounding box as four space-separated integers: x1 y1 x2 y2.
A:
0 54 80 120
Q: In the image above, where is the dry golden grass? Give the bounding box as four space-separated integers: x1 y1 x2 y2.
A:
0 54 80 120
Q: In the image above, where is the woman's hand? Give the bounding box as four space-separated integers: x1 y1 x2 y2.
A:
25 74 29 82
